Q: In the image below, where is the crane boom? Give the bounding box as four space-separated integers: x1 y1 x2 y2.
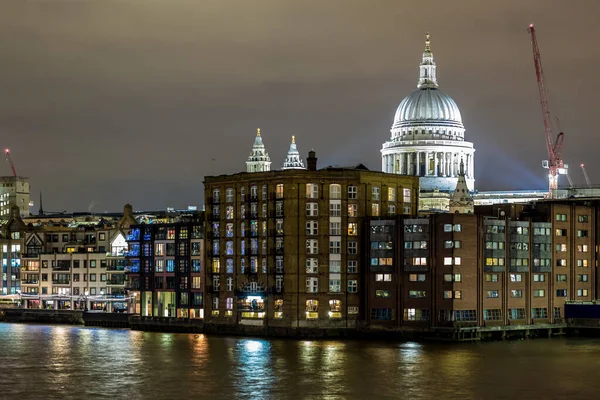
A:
4 149 17 177
528 24 565 198
581 164 591 188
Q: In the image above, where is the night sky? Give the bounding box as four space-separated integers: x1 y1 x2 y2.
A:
1 1 598 213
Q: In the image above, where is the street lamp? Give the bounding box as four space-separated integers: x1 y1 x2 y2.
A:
84 290 89 312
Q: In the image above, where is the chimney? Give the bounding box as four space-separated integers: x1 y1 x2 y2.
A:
307 150 317 171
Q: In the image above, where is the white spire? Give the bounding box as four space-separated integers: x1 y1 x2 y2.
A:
282 135 305 170
417 32 439 89
449 158 474 214
246 128 272 173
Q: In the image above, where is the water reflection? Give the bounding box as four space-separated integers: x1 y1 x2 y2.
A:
2 324 600 399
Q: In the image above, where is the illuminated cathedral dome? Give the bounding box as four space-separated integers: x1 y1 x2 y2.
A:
381 33 475 192
393 88 463 132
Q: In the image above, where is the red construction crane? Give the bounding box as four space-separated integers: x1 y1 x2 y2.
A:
528 24 565 198
4 149 17 177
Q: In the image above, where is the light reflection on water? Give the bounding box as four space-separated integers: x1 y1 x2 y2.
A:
1 324 600 400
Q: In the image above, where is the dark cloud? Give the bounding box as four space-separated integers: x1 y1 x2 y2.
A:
0 0 598 212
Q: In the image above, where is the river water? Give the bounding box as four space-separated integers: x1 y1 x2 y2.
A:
1 324 599 400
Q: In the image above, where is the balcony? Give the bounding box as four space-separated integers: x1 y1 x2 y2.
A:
52 280 71 285
403 265 428 272
484 266 506 273
22 280 39 285
124 266 140 273
509 266 529 273
107 280 125 286
532 266 552 273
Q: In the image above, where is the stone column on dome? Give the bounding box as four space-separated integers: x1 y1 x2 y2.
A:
413 152 417 176
454 153 459 177
397 154 402 174
412 152 417 176
466 154 471 177
442 152 446 177
434 152 439 177
470 154 474 179
426 151 431 176
449 153 454 177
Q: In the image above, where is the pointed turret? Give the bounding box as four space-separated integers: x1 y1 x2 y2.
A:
281 135 305 170
246 128 272 172
449 158 474 214
417 32 439 89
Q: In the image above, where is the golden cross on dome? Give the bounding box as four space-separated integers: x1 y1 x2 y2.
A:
425 32 431 51
292 135 295 143
257 128 261 136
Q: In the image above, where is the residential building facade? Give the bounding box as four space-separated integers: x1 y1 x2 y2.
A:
125 216 204 318
203 152 420 330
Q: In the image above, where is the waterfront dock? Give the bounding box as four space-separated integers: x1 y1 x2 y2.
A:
3 305 600 342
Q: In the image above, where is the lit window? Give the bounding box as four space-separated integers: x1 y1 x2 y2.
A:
330 203 342 217
388 187 396 202
306 184 319 199
306 221 318 236
306 239 318 255
226 188 234 202
371 203 380 216
306 277 318 293
348 204 358 217
403 188 411 203
330 184 341 199
372 186 380 201
329 222 341 235
348 223 358 236
306 258 318 274
306 300 319 319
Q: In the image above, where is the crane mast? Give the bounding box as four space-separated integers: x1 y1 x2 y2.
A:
528 24 565 198
4 149 17 177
